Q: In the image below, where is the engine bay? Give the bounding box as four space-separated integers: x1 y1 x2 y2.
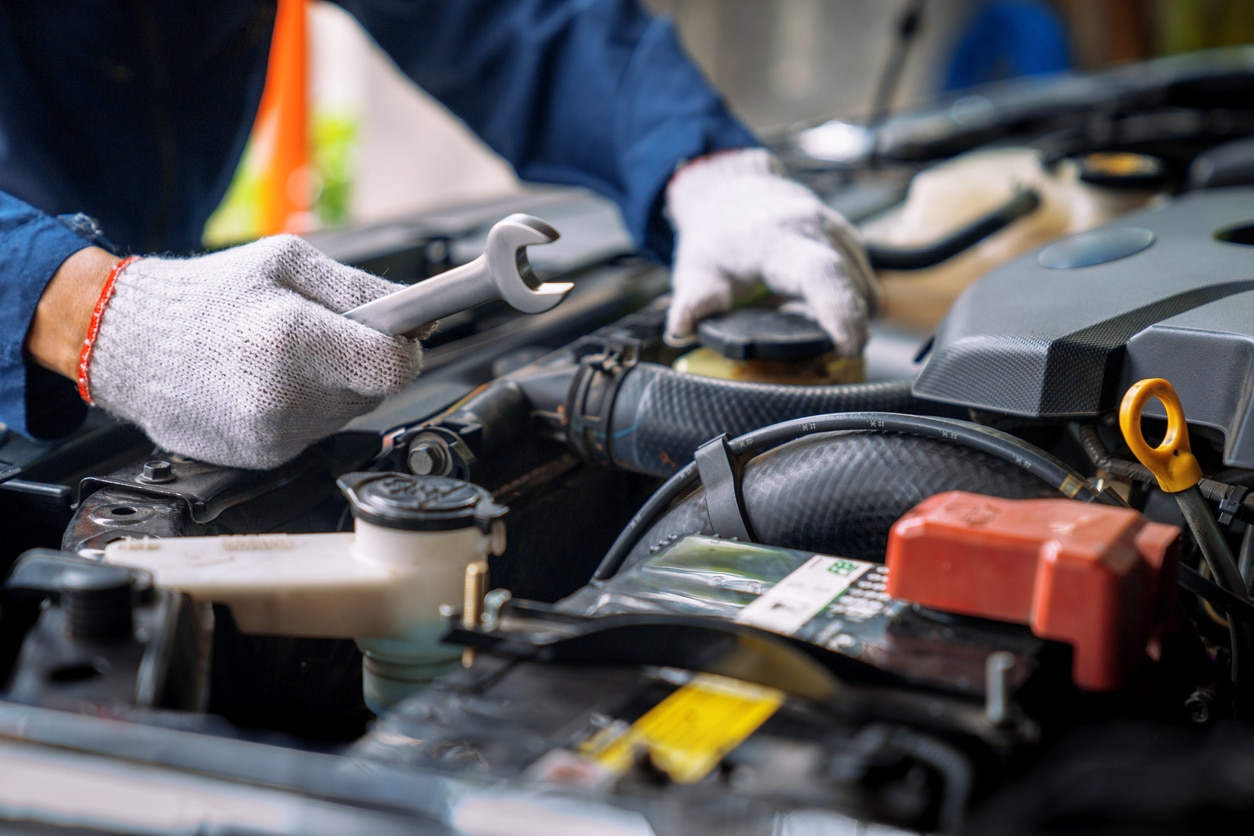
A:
9 47 1254 835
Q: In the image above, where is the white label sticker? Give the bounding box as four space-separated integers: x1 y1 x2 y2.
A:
735 555 873 636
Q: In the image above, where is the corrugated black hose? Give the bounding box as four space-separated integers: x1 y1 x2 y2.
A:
595 411 1114 581
585 363 957 478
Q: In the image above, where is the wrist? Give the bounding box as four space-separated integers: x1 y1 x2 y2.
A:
666 147 780 220
25 247 122 381
671 146 775 181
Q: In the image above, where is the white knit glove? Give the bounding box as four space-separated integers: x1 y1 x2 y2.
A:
81 236 423 470
665 148 880 357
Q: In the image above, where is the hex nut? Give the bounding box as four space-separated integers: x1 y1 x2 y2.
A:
138 460 175 484
407 440 448 476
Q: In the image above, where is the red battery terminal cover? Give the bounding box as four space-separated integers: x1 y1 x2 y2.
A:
885 491 1181 691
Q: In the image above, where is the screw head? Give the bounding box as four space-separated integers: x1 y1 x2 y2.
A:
138 460 175 484
407 440 448 476
1186 689 1214 724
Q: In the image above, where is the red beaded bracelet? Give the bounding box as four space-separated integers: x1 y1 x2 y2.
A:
77 255 141 404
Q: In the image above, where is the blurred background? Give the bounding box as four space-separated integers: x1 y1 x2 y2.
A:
204 0 1254 245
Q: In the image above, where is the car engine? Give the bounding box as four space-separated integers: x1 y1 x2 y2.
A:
8 47 1254 835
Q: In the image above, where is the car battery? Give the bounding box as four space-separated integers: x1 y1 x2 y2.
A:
354 523 1074 833
886 490 1181 691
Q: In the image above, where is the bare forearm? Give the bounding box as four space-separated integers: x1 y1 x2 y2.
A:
25 247 121 380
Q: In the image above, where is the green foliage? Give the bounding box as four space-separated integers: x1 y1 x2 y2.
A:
203 108 359 248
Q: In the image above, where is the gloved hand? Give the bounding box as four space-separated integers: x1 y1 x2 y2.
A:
664 148 880 357
80 235 423 470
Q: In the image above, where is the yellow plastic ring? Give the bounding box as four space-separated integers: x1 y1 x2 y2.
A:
1118 378 1202 493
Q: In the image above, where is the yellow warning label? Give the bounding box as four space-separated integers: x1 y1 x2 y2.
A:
581 673 785 784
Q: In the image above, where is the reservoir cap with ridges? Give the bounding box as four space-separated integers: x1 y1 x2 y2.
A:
697 308 834 361
337 472 507 533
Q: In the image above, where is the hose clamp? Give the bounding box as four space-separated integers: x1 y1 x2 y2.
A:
566 338 639 465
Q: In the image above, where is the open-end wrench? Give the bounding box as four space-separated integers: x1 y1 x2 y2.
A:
343 214 573 336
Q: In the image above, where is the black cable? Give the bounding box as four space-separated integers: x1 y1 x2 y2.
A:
1181 559 1254 714
595 411 1112 582
1175 488 1251 700
1176 489 1247 602
1075 422 1252 694
884 725 972 834
595 456 699 581
1241 526 1254 594
1075 424 1250 593
1076 422 1155 483
1076 422 1254 521
1180 563 1254 626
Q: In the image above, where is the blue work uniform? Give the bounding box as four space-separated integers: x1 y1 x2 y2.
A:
0 0 757 440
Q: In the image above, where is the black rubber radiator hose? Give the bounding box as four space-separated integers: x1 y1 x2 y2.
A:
572 361 958 478
615 431 1065 571
595 412 1114 580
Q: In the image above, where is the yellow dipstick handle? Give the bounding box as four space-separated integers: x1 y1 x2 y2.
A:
1119 378 1203 493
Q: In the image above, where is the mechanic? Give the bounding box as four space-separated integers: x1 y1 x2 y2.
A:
3 1 878 471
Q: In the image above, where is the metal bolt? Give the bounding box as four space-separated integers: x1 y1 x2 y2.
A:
407 440 449 476
462 560 489 668
1186 687 1216 724
138 460 175 484
985 651 1016 727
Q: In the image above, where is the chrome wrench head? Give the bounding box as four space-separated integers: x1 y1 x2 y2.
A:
341 213 573 336
484 213 573 314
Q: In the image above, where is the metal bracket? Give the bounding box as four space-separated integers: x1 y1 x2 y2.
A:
74 455 315 526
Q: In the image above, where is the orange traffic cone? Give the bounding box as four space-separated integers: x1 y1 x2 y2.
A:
255 0 312 235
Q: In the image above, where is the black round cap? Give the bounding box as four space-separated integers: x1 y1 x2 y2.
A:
62 565 135 640
337 472 507 533
696 309 833 361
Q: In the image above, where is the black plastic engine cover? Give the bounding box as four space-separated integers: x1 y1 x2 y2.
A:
913 187 1254 466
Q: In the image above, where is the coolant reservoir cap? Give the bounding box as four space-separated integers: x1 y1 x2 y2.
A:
337 472 507 533
697 308 833 361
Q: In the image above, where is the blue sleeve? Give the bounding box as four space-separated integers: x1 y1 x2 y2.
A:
334 0 760 262
0 191 94 439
